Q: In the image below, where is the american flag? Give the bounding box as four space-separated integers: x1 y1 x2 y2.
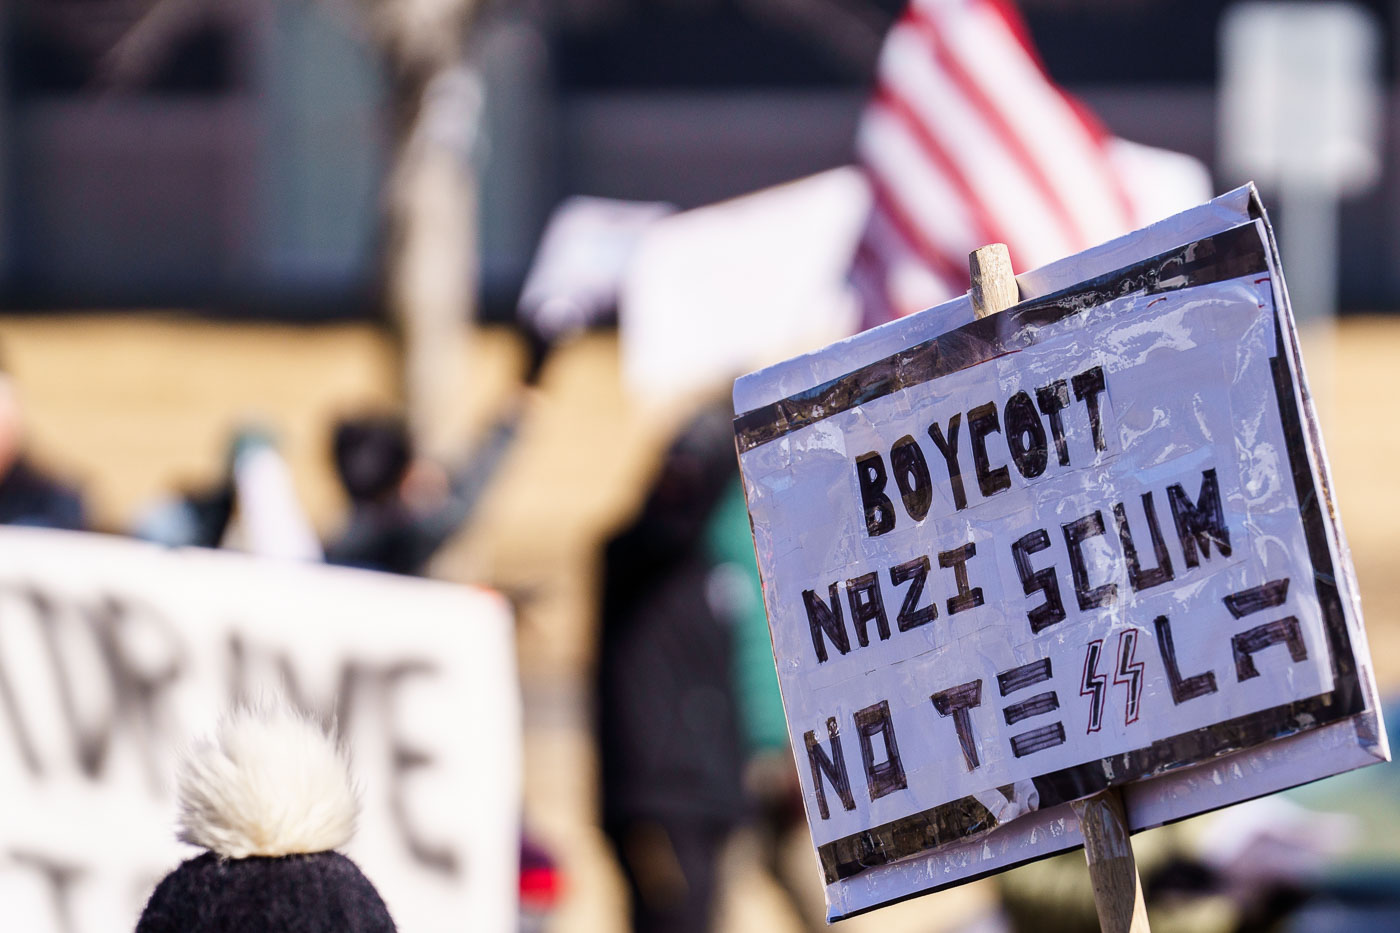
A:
852 0 1210 327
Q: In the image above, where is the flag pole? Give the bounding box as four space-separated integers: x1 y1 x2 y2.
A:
967 244 1151 933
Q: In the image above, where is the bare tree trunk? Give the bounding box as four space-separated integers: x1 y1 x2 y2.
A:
372 0 481 460
384 65 480 460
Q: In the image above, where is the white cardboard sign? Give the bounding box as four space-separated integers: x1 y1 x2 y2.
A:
0 528 520 933
734 186 1386 920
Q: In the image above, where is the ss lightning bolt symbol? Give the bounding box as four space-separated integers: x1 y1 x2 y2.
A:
1114 628 1146 726
1080 639 1107 734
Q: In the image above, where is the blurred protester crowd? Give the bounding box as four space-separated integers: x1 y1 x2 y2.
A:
4 314 1396 933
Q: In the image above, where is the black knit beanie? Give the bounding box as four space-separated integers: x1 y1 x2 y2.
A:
135 703 397 932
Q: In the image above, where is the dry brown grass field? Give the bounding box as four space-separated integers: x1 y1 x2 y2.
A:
1 314 1396 933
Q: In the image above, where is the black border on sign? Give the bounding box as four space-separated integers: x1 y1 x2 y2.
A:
734 222 1269 454
734 222 1366 886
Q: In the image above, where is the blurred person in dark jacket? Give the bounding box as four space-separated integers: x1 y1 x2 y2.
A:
326 410 515 576
597 403 753 933
0 372 84 530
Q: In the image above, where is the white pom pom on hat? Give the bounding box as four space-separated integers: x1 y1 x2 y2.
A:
176 700 358 859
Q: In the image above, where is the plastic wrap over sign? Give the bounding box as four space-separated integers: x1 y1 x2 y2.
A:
733 186 1386 920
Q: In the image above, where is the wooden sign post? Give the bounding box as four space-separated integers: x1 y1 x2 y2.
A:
1073 788 1150 932
970 243 1150 933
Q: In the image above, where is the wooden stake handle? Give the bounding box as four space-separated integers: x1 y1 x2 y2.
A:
966 243 1150 933
969 243 1018 319
1072 789 1151 932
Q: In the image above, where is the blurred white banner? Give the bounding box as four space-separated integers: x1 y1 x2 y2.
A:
0 528 519 933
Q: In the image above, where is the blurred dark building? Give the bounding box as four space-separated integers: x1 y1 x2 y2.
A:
1 0 1398 317
0 0 386 316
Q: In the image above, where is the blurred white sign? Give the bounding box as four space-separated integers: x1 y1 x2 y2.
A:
1219 2 1382 194
519 196 675 340
621 168 868 404
0 529 520 933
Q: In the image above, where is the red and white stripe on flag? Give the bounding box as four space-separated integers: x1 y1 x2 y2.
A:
853 0 1208 327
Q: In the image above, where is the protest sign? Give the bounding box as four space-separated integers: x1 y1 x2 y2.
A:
0 528 520 933
734 185 1387 920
